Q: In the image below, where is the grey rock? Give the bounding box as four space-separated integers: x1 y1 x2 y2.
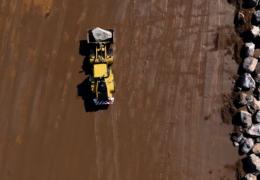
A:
244 173 257 180
252 143 260 154
243 57 258 73
247 124 260 136
254 10 260 25
245 42 255 57
236 93 250 106
255 111 260 123
237 73 256 90
239 110 253 128
242 93 250 105
247 97 260 114
231 133 245 146
248 154 260 172
251 26 260 37
91 27 112 42
241 138 254 154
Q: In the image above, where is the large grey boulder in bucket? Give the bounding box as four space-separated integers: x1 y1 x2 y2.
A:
243 56 258 73
91 27 112 42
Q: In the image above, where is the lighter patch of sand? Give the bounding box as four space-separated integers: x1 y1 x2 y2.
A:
22 0 53 14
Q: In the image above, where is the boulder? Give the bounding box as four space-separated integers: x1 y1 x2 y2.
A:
253 10 260 25
237 73 256 90
247 95 255 104
248 154 260 171
244 173 257 180
243 57 258 72
245 42 255 56
255 111 260 123
237 92 250 106
235 93 255 107
251 26 260 37
231 132 245 146
252 143 260 154
248 97 260 113
247 124 260 136
241 138 254 154
91 27 112 42
238 110 253 128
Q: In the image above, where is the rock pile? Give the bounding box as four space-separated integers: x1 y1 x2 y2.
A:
229 0 260 179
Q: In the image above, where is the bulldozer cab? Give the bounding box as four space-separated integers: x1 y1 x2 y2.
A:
93 63 108 78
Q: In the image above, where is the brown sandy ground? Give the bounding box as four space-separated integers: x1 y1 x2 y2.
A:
0 0 239 179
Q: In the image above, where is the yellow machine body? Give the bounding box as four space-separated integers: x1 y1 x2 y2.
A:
88 32 115 105
93 64 108 78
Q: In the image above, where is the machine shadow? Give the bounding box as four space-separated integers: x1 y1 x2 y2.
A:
77 79 97 112
77 40 109 112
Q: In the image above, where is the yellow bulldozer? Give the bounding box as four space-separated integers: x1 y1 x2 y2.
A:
86 28 115 106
